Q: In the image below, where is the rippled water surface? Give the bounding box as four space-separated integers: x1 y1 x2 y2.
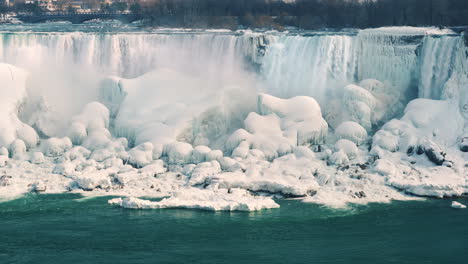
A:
1 194 467 264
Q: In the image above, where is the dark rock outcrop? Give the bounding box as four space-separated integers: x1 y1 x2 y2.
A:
419 141 452 166
0 175 12 187
460 136 468 152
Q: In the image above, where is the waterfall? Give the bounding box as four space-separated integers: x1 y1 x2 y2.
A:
257 29 466 104
0 32 258 78
0 28 465 104
259 34 356 102
418 36 462 100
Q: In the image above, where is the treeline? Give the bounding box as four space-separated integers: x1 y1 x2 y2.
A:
139 0 468 29
2 0 467 29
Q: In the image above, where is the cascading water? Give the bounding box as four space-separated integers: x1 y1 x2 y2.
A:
0 32 259 78
418 36 463 100
259 34 356 102
259 29 467 104
0 29 465 103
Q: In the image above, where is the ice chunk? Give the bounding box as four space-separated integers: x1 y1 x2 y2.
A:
451 201 466 209
359 79 386 94
67 146 91 161
206 150 223 161
139 160 167 176
335 121 368 145
191 145 212 164
293 146 315 160
74 171 111 191
128 142 154 168
10 139 27 160
108 188 279 211
329 150 349 165
165 142 193 165
373 159 396 176
53 161 77 176
334 139 358 159
40 137 73 157
189 161 222 186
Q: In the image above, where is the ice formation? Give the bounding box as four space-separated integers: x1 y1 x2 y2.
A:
451 201 466 209
0 27 467 211
108 188 279 211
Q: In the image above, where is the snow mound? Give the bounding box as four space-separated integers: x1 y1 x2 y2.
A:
68 102 110 145
40 137 73 157
335 121 368 145
373 99 464 156
108 188 279 211
334 139 358 160
258 93 328 145
227 94 328 160
127 142 153 168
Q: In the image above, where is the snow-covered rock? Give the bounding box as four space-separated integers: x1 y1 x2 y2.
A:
74 171 111 191
127 142 153 168
165 142 193 164
334 139 358 159
29 181 47 193
29 152 45 164
40 137 73 157
335 121 368 145
191 145 211 163
329 150 349 165
10 139 27 160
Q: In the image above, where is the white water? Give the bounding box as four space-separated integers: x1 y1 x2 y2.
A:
260 30 465 103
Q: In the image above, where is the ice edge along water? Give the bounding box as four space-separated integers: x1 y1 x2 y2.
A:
0 26 466 211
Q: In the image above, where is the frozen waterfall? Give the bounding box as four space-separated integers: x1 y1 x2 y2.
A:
0 26 466 209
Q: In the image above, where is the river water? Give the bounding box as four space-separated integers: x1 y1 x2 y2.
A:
1 194 467 264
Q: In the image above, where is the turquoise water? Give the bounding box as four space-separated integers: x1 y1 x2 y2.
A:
0 194 467 264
